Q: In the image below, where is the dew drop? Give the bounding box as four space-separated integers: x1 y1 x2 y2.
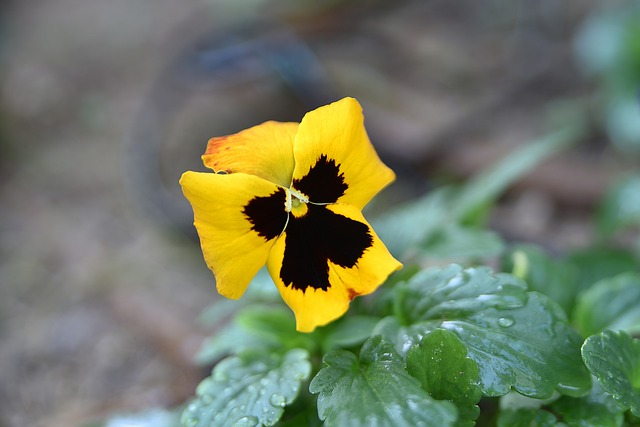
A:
233 415 259 427
556 382 584 395
497 317 515 328
201 394 213 405
269 393 286 408
229 405 240 418
262 410 278 426
184 417 199 427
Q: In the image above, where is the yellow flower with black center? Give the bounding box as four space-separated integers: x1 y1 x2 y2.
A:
180 97 402 332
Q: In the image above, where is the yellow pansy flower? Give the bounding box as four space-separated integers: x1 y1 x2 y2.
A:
180 97 402 332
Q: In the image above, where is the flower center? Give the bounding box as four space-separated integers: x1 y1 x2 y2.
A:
285 188 308 211
285 187 309 218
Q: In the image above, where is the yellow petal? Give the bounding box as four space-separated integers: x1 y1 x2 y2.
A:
180 171 288 299
202 121 298 188
291 97 395 209
266 203 402 332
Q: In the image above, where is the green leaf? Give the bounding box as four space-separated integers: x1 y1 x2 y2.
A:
627 412 640 426
362 266 423 318
406 329 481 426
379 265 591 397
496 408 561 427
598 174 640 236
373 187 457 257
309 336 457 427
503 245 577 314
574 272 640 337
198 268 282 329
453 125 583 224
182 349 312 427
196 321 256 365
422 225 505 261
397 264 529 323
549 380 625 427
196 306 316 365
320 315 380 352
235 306 317 351
566 247 639 296
582 330 640 416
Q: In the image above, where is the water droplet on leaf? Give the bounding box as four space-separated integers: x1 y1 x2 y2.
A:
233 415 259 427
269 393 286 407
497 317 515 328
262 409 278 425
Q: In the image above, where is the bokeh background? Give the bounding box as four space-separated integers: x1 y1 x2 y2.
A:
1 1 638 426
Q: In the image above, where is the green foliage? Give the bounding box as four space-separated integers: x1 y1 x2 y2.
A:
565 247 639 297
574 272 640 337
377 265 590 398
182 349 312 427
549 380 625 427
576 3 640 149
373 186 456 258
497 381 626 427
374 125 581 258
503 245 577 314
406 329 481 426
319 315 380 353
597 174 640 237
581 330 640 416
575 2 640 152
421 225 504 262
496 408 560 427
309 336 457 427
196 305 316 365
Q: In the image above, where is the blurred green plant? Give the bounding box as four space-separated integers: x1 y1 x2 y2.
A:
575 2 640 153
597 173 640 240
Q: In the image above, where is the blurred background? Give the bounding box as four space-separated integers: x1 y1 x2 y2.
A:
1 0 639 426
